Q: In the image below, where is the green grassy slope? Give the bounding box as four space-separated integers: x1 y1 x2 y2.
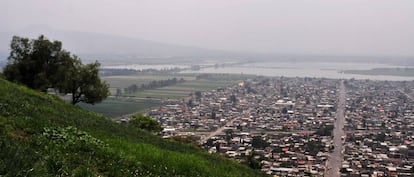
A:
0 78 268 177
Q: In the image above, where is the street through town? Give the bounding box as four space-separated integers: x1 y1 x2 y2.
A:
199 117 239 144
398 89 413 101
326 80 346 177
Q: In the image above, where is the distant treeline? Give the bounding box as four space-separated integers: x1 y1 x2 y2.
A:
124 77 185 93
100 68 182 76
343 67 414 77
195 73 254 81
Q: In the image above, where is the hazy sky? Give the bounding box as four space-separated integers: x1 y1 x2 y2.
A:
1 0 414 56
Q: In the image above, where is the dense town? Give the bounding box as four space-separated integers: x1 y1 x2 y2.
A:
341 80 414 177
144 77 414 177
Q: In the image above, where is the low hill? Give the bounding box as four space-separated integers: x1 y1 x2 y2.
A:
0 78 267 177
0 26 243 64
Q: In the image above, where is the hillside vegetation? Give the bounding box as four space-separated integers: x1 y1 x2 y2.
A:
0 78 267 177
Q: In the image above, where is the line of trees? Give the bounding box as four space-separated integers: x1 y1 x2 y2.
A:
2 35 109 105
124 77 185 94
100 68 182 76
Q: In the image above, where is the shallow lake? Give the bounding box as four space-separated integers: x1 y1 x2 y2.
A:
181 61 414 81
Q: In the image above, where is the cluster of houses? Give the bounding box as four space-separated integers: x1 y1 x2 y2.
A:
148 77 340 176
145 77 414 176
340 80 414 177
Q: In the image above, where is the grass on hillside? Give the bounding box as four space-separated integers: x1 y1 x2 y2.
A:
0 78 268 177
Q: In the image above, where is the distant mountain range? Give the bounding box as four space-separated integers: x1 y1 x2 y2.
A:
1 25 413 66
0 25 246 65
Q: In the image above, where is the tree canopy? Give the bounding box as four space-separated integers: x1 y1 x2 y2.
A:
251 136 269 149
129 114 162 133
3 35 109 105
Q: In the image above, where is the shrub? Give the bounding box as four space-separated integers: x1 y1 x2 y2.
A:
129 114 162 133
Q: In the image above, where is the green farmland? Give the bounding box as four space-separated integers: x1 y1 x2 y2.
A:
126 79 239 99
81 73 255 118
103 74 195 89
78 97 160 118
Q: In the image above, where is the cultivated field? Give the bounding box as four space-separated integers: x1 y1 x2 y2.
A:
79 97 160 118
103 74 195 89
81 73 255 118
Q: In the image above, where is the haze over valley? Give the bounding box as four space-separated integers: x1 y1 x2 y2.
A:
2 0 414 68
1 1 414 177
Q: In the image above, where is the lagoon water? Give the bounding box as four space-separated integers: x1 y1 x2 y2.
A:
182 61 414 81
103 61 414 81
103 64 186 70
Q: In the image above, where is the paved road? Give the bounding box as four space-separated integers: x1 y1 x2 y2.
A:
398 89 413 100
199 117 238 143
326 80 346 177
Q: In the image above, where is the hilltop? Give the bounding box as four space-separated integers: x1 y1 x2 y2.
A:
0 26 243 64
0 78 268 177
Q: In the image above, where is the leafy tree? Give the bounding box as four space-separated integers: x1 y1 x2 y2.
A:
115 88 122 97
251 136 269 149
211 111 216 119
56 58 109 105
194 91 202 100
3 35 109 105
281 107 288 114
3 35 64 91
225 129 234 143
375 132 386 142
187 99 194 107
125 84 138 93
315 124 334 136
304 140 323 156
129 114 162 133
230 94 237 104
